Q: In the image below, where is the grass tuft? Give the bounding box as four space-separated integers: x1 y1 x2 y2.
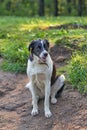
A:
68 52 87 94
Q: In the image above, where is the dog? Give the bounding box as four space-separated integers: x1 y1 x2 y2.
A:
26 39 65 118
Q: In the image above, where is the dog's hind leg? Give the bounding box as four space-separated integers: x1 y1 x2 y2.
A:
51 75 65 104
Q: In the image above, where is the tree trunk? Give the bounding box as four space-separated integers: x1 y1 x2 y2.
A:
6 1 12 11
73 0 76 6
83 0 85 11
67 0 71 14
0 0 4 2
54 0 58 16
38 0 44 16
78 0 83 16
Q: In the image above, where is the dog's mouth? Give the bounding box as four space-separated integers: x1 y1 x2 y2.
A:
39 56 46 63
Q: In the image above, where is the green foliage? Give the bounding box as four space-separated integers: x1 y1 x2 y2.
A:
0 0 87 16
0 0 38 16
0 40 28 73
1 61 26 73
0 16 87 93
68 52 87 94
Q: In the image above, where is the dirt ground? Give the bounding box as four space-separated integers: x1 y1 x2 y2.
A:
0 44 87 130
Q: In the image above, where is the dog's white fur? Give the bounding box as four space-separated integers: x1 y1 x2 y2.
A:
26 53 65 118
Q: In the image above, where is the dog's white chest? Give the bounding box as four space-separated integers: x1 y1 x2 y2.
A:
32 73 46 83
32 73 46 95
27 62 52 79
31 64 48 75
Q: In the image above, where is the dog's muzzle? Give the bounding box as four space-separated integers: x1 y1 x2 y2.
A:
40 51 48 62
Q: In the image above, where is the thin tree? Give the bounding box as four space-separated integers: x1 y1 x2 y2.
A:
78 0 83 16
67 0 71 14
54 0 58 16
38 0 44 16
73 0 76 6
83 0 86 11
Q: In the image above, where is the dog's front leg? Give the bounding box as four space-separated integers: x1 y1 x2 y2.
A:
44 81 52 118
29 82 38 116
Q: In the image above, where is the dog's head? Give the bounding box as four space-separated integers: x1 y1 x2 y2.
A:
28 39 49 62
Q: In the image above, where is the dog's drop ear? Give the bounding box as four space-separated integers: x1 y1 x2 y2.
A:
28 40 35 52
44 39 50 48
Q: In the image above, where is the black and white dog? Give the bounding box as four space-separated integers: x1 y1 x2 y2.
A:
26 39 65 118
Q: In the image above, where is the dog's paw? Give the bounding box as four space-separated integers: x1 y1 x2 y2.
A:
25 83 30 88
59 74 65 83
31 108 38 116
51 97 57 104
45 110 52 118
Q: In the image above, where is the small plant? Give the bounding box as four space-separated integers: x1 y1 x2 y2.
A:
68 52 87 94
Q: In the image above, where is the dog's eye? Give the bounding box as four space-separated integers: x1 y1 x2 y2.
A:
44 44 46 49
38 45 41 49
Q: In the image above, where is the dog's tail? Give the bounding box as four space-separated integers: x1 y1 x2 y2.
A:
51 75 65 99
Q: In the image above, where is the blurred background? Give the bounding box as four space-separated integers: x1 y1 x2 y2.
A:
0 0 87 17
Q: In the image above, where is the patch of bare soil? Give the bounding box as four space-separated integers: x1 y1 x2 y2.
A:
50 44 72 68
0 45 87 130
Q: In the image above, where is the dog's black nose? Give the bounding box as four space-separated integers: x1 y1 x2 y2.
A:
44 52 48 57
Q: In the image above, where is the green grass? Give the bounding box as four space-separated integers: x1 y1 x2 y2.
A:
0 16 87 93
68 52 87 94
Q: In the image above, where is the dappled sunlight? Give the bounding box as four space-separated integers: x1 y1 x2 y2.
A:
19 24 50 31
19 23 65 31
19 19 64 31
20 24 38 31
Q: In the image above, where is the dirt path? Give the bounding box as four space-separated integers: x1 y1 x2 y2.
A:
0 45 87 130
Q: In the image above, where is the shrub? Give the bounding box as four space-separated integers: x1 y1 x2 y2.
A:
1 41 29 73
68 52 87 94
